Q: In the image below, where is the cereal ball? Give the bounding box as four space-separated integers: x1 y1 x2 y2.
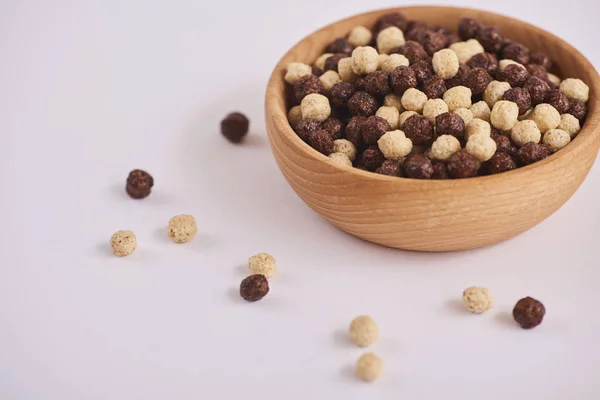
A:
432 160 450 179
376 54 389 69
453 108 474 126
423 76 447 99
498 59 525 71
398 40 428 64
477 26 504 53
401 114 434 146
526 63 547 80
558 114 581 138
436 112 466 139
324 54 346 72
374 11 408 34
448 150 481 178
401 88 428 113
462 286 493 314
348 91 378 116
501 42 530 65
498 64 529 87
239 274 269 302
518 142 549 165
466 132 497 161
329 152 353 166
338 57 359 82
443 85 472 112
545 89 570 114
464 68 493 95
530 52 552 70
376 106 400 129
510 120 541 147
345 116 367 148
349 315 379 347
523 76 551 105
383 94 404 111
530 103 561 133
334 139 357 161
403 153 434 179
543 129 571 152
560 78 589 102
389 65 417 95
327 38 353 56
547 72 561 86
569 98 588 121
351 46 379 75
423 30 447 56
377 130 413 160
308 129 334 155
445 62 470 89
361 116 391 145
490 100 519 131
248 252 277 278
126 169 154 199
295 118 320 142
430 134 461 161
348 26 373 47
465 118 491 140
469 101 491 122
458 18 482 40
314 53 334 70
467 52 498 75
487 152 517 174
301 93 331 122
293 74 324 103
329 81 356 107
321 117 344 140
319 70 341 90
363 71 391 96
483 80 511 108
377 26 405 54
380 54 410 73
287 106 303 129
432 49 459 79
410 60 434 85
284 62 312 84
449 39 484 64
423 98 449 124
512 297 545 329
399 110 418 126
167 214 198 244
376 159 402 176
361 146 386 171
312 66 323 77
503 87 531 116
491 132 519 156
110 230 136 256
356 353 383 382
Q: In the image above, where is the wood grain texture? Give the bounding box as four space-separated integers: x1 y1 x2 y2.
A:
264 6 600 252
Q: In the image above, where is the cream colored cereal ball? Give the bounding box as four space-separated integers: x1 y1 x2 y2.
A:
284 62 312 84
449 39 484 64
110 230 136 256
432 49 459 79
349 315 379 347
484 80 511 108
314 53 333 70
430 134 461 161
377 130 413 160
376 54 389 69
287 106 302 129
319 70 341 90
399 110 418 125
466 132 497 161
333 139 357 161
560 78 589 102
401 88 428 113
329 152 353 166
300 93 331 122
462 286 493 314
423 98 449 124
167 214 198 244
510 120 541 147
498 59 525 71
377 26 405 54
558 113 581 138
465 118 491 140
529 103 561 133
351 46 379 75
470 100 491 122
356 353 383 382
443 86 472 112
490 100 519 131
548 73 561 86
348 25 373 47
383 94 404 111
337 57 359 82
453 108 474 126
376 106 400 129
380 54 410 73
543 129 571 152
248 252 277 278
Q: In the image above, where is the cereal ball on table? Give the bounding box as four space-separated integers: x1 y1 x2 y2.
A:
462 286 493 313
483 81 511 108
466 132 497 162
558 114 581 138
443 86 472 112
348 26 373 47
377 26 405 54
300 93 331 122
423 99 449 124
430 135 461 161
126 169 154 199
239 274 269 302
349 315 379 347
376 106 400 129
380 54 410 73
543 129 571 152
287 106 302 129
560 78 589 102
378 130 413 160
284 62 312 84
356 353 383 382
383 94 404 111
333 139 357 161
351 46 379 75
453 108 474 126
167 214 198 243
248 252 277 278
511 120 541 147
490 100 519 131
319 70 341 90
329 152 353 166
470 101 490 122
110 230 136 256
376 160 402 176
465 118 491 140
529 103 561 133
512 297 545 329
432 49 459 79
338 57 359 82
401 88 428 113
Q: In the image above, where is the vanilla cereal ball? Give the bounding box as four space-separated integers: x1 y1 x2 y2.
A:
430 134 461 161
376 54 389 70
462 286 493 314
349 315 379 347
432 49 459 79
498 59 525 71
284 62 312 84
319 70 341 90
338 57 359 82
399 110 418 125
110 230 136 256
329 152 353 167
443 86 472 112
401 88 428 112
333 139 357 161
466 132 497 161
248 252 277 278
529 103 561 133
560 78 589 102
453 108 474 126
377 26 405 54
470 101 491 122
449 39 484 64
380 54 410 73
543 129 571 152
167 214 198 243
348 26 373 47
547 73 561 86
483 80 511 108
510 120 541 146
423 98 449 124
490 100 519 131
356 353 383 382
287 106 302 129
314 53 333 70
465 118 491 140
383 94 404 111
376 106 400 129
300 93 331 122
558 113 581 138
377 130 413 160
351 46 379 75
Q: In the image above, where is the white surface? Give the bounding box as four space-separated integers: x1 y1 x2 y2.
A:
1 0 599 399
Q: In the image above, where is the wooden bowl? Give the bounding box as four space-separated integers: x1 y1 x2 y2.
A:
264 6 600 252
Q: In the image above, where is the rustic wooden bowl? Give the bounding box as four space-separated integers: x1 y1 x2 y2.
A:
265 6 600 252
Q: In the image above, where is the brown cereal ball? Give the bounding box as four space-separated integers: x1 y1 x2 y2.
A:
312 66 323 77
345 116 367 148
501 42 530 65
324 53 346 72
329 81 356 107
362 71 391 96
447 150 480 178
523 76 551 105
432 49 460 79
405 24 429 44
498 64 529 87
399 110 418 126
410 59 435 84
467 52 498 75
239 274 270 302
530 103 561 133
502 87 531 116
361 116 392 145
423 30 447 55
512 297 545 329
477 26 505 53
560 78 590 102
295 118 321 142
491 100 519 131
544 89 570 114
543 129 571 152
423 76 447 99
390 65 418 95
348 91 378 116
558 114 581 138
376 159 402 176
527 64 548 81
293 74 325 103
361 146 386 171
327 38 353 56
126 169 154 199
530 52 552 70
308 129 334 155
445 63 470 89
374 12 408 35
487 152 517 174
110 230 137 256
321 117 344 140
436 112 465 139
491 132 519 156
518 142 549 165
403 153 434 179
398 40 429 64
464 68 493 95
458 18 482 40
401 114 434 146
568 98 588 121
168 214 198 243
444 85 472 111
431 160 450 179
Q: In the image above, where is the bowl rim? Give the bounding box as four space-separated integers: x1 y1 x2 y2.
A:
265 5 600 186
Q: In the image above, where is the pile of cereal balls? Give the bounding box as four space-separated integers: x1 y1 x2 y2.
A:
284 13 589 179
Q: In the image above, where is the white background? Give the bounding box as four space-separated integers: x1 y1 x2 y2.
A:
1 0 599 399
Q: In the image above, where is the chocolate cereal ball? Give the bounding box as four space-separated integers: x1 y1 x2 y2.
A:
447 150 480 178
529 51 552 70
431 160 450 179
361 146 386 171
376 159 402 176
329 81 356 107
321 117 344 140
422 30 446 56
502 87 531 115
308 129 334 155
348 91 378 116
527 64 548 81
436 112 465 139
373 12 408 35
491 132 519 156
487 152 517 174
512 297 545 329
518 142 549 165
445 63 470 89
240 274 270 302
390 65 418 95
523 76 551 105
361 116 392 145
221 112 250 143
410 60 434 84
423 76 447 99
458 18 482 40
464 68 493 95
126 169 154 199
498 64 529 87
345 116 367 148
501 42 530 65
398 41 429 64
545 89 570 114
401 114 434 146
295 118 321 142
362 71 391 97
324 53 347 72
293 74 324 103
569 98 588 121
477 26 505 54
403 153 434 179
326 38 353 56
467 52 498 75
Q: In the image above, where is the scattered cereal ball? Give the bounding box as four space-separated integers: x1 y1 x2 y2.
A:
403 153 434 179
560 78 589 102
329 152 353 166
466 132 497 161
437 112 466 139
338 57 359 82
126 169 154 199
518 142 549 165
376 106 400 129
110 230 136 256
543 129 571 152
430 134 461 161
447 150 480 178
319 70 341 90
314 53 334 70
248 252 277 278
377 130 413 160
511 120 541 147
443 86 472 111
432 48 459 79
349 315 379 347
399 110 418 126
498 59 525 71
529 103 561 133
333 139 357 161
465 118 491 140
351 46 379 75
287 106 302 129
377 26 405 54
300 93 331 122
167 214 198 243
401 88 428 113
348 91 378 116
469 100 491 121
284 62 312 84
547 73 561 86
557 114 581 138
356 353 383 382
383 94 404 111
483 80 511 108
380 54 410 73
512 297 545 329
462 286 493 314
239 274 269 302
453 108 474 126
449 39 484 64
490 100 519 131
423 98 449 124
348 26 373 47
